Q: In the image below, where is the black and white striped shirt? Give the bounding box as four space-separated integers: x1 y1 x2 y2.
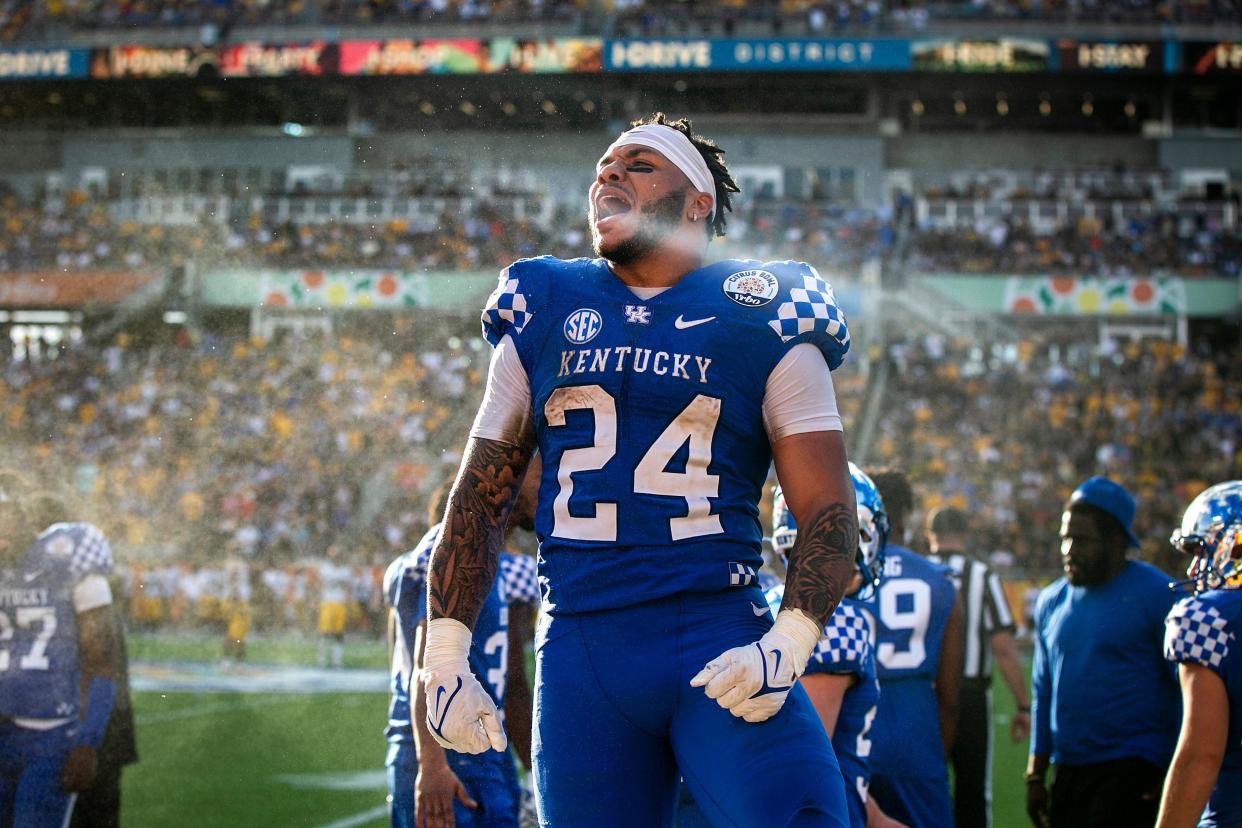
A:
932 551 1016 680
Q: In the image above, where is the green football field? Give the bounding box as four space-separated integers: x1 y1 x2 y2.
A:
119 634 1032 827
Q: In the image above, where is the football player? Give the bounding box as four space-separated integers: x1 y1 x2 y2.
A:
24 490 139 828
0 490 117 827
222 547 251 664
424 113 857 826
317 544 352 668
385 461 541 828
1157 481 1242 828
864 470 964 828
769 465 907 828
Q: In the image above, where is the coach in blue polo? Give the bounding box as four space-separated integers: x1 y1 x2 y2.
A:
1025 476 1182 828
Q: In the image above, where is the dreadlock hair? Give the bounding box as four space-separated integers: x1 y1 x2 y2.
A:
629 112 740 240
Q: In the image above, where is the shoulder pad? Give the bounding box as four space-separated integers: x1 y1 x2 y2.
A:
481 257 575 347
406 522 443 585
500 552 540 606
1165 595 1233 670
764 262 850 370
807 602 870 676
40 522 113 578
382 555 405 608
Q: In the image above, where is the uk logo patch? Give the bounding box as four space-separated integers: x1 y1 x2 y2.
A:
564 308 603 344
624 305 651 325
723 269 778 307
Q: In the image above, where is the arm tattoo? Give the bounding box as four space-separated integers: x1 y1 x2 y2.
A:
427 436 533 626
781 502 858 628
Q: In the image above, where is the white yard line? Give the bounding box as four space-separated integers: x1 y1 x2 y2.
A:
311 804 389 828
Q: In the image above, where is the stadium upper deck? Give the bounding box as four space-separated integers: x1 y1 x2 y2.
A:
2 0 1238 46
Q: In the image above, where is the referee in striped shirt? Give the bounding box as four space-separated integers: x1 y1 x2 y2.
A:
927 506 1031 828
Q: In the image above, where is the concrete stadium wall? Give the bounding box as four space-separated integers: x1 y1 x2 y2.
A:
58 134 355 180
1158 134 1242 178
356 129 887 206
886 133 1157 170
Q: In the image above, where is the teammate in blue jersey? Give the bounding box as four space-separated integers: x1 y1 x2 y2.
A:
863 470 963 828
768 466 908 828
0 491 117 828
1158 481 1242 828
1027 477 1181 828
422 113 860 827
384 469 540 828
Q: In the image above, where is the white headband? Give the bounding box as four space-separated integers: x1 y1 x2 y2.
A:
606 124 716 218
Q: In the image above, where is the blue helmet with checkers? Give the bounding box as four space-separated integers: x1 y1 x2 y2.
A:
772 462 889 596
1173 480 1242 595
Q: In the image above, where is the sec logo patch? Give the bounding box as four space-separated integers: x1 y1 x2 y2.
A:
564 308 603 344
723 269 778 307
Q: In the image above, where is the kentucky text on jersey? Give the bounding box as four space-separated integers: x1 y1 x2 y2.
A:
557 347 712 384
0 588 50 607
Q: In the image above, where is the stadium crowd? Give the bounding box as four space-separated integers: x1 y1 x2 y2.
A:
874 334 1239 574
1 321 483 566
1 179 1239 277
3 0 1234 41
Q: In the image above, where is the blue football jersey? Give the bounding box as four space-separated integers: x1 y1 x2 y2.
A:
0 523 113 720
385 524 540 744
858 546 957 781
767 583 878 828
483 256 849 614
1166 590 1242 827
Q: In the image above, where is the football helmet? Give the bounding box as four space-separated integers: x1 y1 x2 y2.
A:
772 462 890 597
1172 480 1242 594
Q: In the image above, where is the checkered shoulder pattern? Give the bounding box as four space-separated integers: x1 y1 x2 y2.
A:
766 265 851 370
1165 596 1233 672
45 522 113 579
806 602 871 677
481 266 533 347
728 561 759 587
500 553 540 606
383 555 405 608
400 523 441 596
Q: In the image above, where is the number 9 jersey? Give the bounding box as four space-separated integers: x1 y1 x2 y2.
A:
858 546 957 828
478 256 850 615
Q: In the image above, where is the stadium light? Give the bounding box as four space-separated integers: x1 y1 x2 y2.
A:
164 311 188 324
281 122 306 137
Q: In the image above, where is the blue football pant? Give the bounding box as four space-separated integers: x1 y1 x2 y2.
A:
385 741 519 828
0 720 77 828
868 772 954 828
533 588 850 828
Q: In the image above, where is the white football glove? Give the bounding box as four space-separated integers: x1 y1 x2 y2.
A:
690 608 823 723
422 617 508 754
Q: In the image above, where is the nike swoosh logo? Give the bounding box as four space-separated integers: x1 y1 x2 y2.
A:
674 315 715 329
427 675 464 740
751 602 769 617
23 571 41 583
751 643 793 697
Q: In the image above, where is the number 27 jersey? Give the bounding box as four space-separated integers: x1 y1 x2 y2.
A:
482 255 850 615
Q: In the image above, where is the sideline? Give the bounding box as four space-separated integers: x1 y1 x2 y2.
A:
131 661 388 694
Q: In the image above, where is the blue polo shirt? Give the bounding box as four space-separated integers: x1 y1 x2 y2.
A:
1031 560 1181 767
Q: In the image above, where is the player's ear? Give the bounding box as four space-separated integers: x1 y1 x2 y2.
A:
688 191 714 223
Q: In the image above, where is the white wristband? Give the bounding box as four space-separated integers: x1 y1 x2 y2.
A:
424 617 472 671
771 608 824 676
